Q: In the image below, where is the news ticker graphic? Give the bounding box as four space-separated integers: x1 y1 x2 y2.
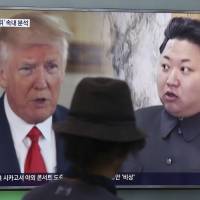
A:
113 173 200 186
1 173 200 187
0 19 30 27
0 174 63 186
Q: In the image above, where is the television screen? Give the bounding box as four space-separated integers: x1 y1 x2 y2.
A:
0 8 200 189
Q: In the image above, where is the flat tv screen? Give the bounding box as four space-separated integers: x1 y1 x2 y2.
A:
0 8 200 189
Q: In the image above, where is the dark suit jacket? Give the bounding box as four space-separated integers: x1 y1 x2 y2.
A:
0 95 69 173
121 105 200 172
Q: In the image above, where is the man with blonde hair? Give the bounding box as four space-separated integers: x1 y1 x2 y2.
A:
0 11 71 173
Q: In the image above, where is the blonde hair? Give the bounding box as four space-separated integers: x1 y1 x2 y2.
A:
0 11 71 69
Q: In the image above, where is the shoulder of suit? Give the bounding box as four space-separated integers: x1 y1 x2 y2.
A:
134 105 163 133
53 105 69 122
135 105 163 122
136 105 163 116
56 104 69 113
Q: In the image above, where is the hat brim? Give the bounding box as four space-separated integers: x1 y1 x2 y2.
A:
54 116 145 142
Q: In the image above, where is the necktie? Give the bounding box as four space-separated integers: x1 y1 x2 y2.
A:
24 127 47 173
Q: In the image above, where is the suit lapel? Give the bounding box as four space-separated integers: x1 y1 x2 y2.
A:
53 106 70 173
0 95 20 173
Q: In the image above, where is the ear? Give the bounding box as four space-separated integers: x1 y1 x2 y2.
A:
0 67 8 89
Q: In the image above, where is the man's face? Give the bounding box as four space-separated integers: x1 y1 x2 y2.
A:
157 39 200 117
1 43 65 124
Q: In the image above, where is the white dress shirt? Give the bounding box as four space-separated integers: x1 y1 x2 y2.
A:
4 94 56 173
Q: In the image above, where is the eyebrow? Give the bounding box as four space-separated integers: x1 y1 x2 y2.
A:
162 55 191 63
21 59 36 64
46 59 57 63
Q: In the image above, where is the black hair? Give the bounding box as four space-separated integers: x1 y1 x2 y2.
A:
62 134 145 173
160 17 200 53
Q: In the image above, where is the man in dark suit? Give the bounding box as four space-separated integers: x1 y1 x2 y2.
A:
0 12 70 173
121 17 200 173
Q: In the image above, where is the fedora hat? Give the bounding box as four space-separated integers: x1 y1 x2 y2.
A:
54 77 145 142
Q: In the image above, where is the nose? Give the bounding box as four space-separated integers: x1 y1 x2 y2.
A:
166 69 180 87
34 66 48 89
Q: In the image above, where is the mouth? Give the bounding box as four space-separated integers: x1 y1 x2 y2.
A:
163 91 178 102
32 98 49 107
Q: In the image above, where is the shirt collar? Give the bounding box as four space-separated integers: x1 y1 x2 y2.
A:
179 113 200 142
160 108 200 142
160 109 178 139
4 94 52 143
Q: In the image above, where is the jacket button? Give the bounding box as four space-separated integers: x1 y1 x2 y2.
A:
166 157 172 165
178 127 182 135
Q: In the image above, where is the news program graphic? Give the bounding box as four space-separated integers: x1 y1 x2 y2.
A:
0 18 30 27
